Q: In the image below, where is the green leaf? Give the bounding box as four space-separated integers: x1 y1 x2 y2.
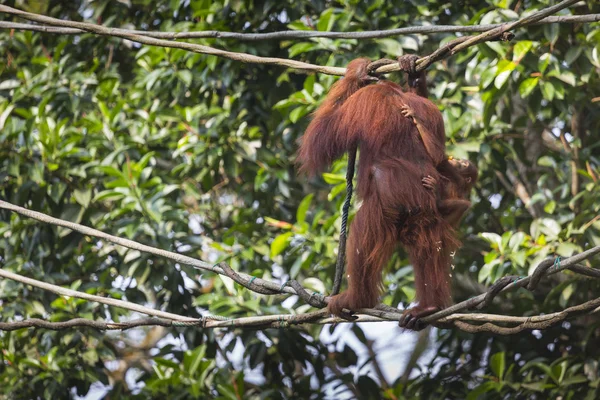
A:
0 80 20 90
540 81 555 101
490 352 506 380
508 232 525 251
538 53 552 73
561 375 589 386
519 77 539 98
556 72 576 86
556 242 580 257
321 173 346 184
60 204 84 225
480 66 497 89
0 104 15 130
270 232 293 258
480 232 502 249
317 8 336 32
530 218 561 240
521 382 555 392
447 141 482 159
544 201 556 214
376 39 404 57
288 42 317 58
93 190 125 202
290 251 310 279
537 156 556 167
494 70 512 89
177 70 192 86
289 106 308 123
466 381 499 400
296 194 314 225
287 21 311 31
510 250 527 268
565 47 582 64
73 188 92 208
479 259 501 283
544 23 559 46
513 41 533 61
185 345 207 377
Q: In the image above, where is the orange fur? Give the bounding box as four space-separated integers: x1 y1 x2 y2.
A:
297 60 459 317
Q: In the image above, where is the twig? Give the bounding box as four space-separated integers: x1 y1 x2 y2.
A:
0 14 597 40
0 317 177 331
0 237 598 333
450 0 581 54
0 3 591 76
0 5 345 76
3 199 600 333
373 0 582 75
366 339 390 389
422 245 600 324
0 267 198 322
450 295 600 334
0 200 298 296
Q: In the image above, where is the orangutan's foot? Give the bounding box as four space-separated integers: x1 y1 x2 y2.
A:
398 306 440 331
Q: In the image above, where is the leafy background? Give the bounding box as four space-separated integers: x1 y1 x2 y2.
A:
0 0 599 398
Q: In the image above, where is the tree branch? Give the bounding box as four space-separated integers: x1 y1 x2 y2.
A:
0 5 345 76
0 268 198 322
373 0 582 74
0 14 597 40
0 200 298 296
0 2 591 76
2 199 600 333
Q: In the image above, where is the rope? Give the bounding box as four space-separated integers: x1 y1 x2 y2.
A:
331 145 357 295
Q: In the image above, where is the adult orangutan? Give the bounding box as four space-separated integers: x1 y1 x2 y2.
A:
297 56 460 327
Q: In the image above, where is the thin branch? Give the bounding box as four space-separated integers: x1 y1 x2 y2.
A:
374 0 582 74
451 295 600 334
422 246 600 324
0 268 198 322
3 289 600 333
0 14 598 40
450 0 581 54
0 317 177 331
0 3 592 76
0 5 345 76
0 311 389 332
366 338 391 389
3 199 600 333
0 200 298 296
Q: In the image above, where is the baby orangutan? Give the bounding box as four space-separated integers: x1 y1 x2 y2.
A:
397 103 478 330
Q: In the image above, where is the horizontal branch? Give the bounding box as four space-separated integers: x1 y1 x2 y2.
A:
3 200 600 333
3 293 600 333
422 246 600 325
0 14 597 41
0 5 344 76
0 3 592 76
376 0 582 74
452 294 600 334
0 268 197 322
0 317 177 331
450 0 580 55
0 311 393 331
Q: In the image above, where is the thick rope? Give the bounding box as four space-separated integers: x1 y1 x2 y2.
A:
331 146 357 295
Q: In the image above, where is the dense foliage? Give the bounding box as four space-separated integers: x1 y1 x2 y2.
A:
0 0 599 398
